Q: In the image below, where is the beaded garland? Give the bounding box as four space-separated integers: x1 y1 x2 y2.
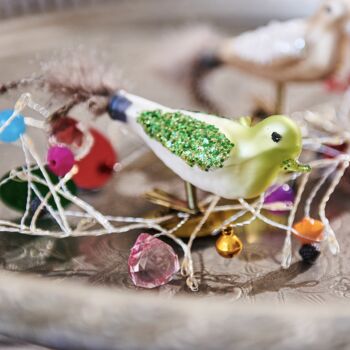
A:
0 49 349 291
137 110 234 171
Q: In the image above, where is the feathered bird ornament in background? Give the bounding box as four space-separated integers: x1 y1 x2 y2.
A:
154 0 350 115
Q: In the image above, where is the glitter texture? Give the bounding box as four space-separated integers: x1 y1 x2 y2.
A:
281 159 311 173
137 110 234 171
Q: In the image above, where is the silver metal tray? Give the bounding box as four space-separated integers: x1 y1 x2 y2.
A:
0 1 349 349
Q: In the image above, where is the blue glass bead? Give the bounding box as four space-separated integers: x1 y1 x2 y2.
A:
0 109 26 143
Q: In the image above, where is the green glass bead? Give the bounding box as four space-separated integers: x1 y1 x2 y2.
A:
0 165 77 212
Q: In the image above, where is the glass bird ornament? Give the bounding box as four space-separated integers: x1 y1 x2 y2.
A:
108 91 310 200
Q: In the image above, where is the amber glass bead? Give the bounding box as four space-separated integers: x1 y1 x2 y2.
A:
215 227 243 258
293 217 324 244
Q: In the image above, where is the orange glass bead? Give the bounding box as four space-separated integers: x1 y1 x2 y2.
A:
215 227 243 258
293 217 324 244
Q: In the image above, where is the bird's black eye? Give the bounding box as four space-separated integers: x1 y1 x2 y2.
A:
271 132 282 143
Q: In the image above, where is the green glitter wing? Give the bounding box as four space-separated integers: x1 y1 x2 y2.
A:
137 110 234 171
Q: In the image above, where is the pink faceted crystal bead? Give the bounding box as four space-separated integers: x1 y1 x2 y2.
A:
128 233 180 288
47 145 75 177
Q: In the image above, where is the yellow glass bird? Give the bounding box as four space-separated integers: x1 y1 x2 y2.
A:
108 91 310 200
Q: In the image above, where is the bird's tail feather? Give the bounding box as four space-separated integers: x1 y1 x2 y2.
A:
39 49 126 118
0 48 126 119
40 49 122 99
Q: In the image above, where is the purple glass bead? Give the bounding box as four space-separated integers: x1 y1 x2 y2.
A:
264 184 295 215
128 233 180 289
47 145 75 177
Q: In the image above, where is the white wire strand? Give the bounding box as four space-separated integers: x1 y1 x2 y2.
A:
319 160 349 254
304 163 338 218
1 91 350 292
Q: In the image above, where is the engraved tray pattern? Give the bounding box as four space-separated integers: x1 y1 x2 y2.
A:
0 2 349 348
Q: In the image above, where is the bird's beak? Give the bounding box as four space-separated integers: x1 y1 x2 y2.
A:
281 159 311 173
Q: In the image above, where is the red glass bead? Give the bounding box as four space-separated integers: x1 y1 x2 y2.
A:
50 116 83 147
323 142 348 159
324 76 350 93
73 128 117 189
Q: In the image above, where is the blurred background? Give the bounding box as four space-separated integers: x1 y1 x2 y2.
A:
1 1 350 349
0 0 345 301
0 0 320 21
